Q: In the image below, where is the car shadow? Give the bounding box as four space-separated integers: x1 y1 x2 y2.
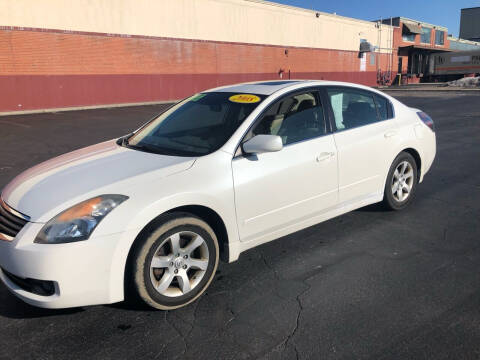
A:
0 285 84 319
355 203 387 213
105 300 153 312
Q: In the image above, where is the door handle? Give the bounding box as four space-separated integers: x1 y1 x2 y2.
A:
316 152 335 162
384 131 397 138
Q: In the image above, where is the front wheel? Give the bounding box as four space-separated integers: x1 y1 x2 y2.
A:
383 152 418 211
130 213 219 310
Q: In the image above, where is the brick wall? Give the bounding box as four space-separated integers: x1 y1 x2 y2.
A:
0 28 394 112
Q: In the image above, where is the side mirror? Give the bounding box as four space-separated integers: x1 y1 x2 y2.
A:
242 135 283 155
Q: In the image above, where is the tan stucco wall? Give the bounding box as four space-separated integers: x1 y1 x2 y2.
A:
0 0 393 53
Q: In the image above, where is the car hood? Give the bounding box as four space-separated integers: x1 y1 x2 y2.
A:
1 140 195 221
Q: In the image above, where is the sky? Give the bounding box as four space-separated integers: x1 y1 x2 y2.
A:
274 0 480 37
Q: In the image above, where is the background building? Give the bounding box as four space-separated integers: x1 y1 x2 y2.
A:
459 7 480 41
378 17 450 84
4 0 477 114
0 0 394 113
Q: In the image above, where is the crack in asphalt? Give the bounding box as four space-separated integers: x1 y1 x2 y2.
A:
182 299 200 356
258 249 437 359
163 311 188 359
286 283 308 360
255 248 373 359
258 250 305 359
153 313 181 359
156 236 480 360
259 251 290 303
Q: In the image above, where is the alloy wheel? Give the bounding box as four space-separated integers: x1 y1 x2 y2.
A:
391 160 414 202
149 231 209 297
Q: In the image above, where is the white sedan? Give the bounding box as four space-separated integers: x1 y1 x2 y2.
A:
0 80 436 310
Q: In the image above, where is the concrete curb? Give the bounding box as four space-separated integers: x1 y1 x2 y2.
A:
2 86 479 117
0 100 176 117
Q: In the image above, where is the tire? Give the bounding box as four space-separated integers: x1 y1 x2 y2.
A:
383 152 418 211
129 213 219 310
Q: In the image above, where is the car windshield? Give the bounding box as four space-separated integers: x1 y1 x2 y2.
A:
125 92 265 156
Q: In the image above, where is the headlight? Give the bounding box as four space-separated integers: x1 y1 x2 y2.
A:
34 195 128 244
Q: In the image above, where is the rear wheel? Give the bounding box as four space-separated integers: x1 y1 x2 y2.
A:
130 213 219 310
383 152 418 210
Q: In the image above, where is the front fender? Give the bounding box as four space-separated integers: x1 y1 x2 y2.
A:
105 192 239 303
104 151 239 302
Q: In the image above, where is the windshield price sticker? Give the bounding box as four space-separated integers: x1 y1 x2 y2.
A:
229 94 261 104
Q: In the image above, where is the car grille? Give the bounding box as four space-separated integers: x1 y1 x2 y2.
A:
0 199 29 241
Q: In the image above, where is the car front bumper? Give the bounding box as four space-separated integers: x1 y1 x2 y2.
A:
0 222 135 309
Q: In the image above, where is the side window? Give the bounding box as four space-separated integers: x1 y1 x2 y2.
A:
251 91 326 145
327 88 379 131
374 94 394 121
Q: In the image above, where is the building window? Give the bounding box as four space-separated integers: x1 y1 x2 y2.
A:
402 33 416 42
370 53 375 65
435 30 445 45
421 27 432 44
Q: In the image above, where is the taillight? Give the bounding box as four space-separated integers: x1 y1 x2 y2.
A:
417 111 435 132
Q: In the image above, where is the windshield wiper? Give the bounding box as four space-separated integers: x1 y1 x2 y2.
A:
125 141 181 156
125 142 155 152
117 134 150 151
118 134 199 157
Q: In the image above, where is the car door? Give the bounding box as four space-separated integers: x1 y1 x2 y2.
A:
325 86 398 204
232 89 338 242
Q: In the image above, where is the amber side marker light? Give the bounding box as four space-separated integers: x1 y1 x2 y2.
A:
57 197 103 222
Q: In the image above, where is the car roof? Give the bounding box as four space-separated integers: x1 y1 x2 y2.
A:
203 79 379 96
204 80 317 95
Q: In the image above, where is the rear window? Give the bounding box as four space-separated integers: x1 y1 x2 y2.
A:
374 95 394 120
327 88 378 130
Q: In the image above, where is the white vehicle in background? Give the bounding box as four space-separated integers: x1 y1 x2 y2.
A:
0 80 436 310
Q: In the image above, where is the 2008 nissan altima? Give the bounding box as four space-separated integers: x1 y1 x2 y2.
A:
0 80 436 309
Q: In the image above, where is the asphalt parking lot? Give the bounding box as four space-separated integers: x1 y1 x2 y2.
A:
0 91 479 359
